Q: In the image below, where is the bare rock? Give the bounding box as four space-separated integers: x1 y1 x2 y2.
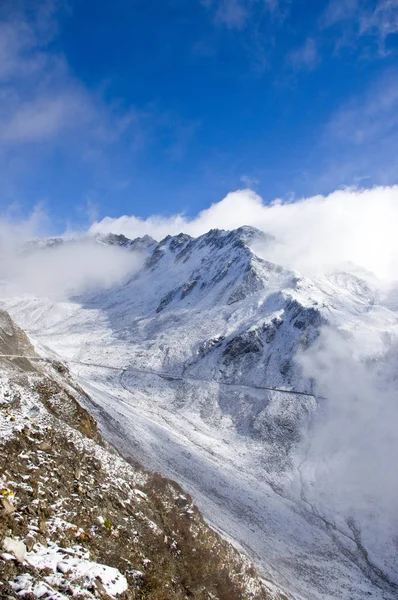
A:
1 497 15 515
37 441 52 452
95 577 107 595
39 519 48 533
23 534 36 551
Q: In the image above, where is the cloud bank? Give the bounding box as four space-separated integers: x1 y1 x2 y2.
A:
0 240 143 300
299 326 398 508
0 209 142 299
90 185 398 282
297 325 398 582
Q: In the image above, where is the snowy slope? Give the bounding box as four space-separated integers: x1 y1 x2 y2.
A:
1 226 397 600
0 309 273 600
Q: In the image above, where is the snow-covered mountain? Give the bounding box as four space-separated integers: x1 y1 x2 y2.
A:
1 226 397 600
0 309 272 600
22 232 157 254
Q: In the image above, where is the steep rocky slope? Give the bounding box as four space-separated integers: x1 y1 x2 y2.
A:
0 309 283 600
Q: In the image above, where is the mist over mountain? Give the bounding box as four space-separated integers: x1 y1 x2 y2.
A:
0 219 397 600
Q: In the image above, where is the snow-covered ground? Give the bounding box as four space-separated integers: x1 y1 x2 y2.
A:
8 543 128 599
1 227 397 600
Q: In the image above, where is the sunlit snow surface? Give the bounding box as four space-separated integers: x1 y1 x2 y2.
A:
1 228 398 600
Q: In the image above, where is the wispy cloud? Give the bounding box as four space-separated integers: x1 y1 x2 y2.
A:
321 0 360 28
0 2 200 212
215 0 250 29
321 0 398 54
0 90 93 144
0 5 141 150
202 0 284 30
361 0 398 52
0 1 94 145
317 69 398 188
0 203 51 248
325 70 398 144
199 0 289 73
288 37 319 70
240 174 260 187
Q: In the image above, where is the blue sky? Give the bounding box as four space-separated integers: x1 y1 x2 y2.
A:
0 0 397 232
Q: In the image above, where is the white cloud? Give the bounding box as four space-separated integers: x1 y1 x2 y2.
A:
0 206 142 299
0 3 85 144
0 91 92 143
90 185 398 282
0 240 142 299
297 325 398 576
0 3 141 149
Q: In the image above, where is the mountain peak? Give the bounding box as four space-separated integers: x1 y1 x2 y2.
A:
195 225 273 251
97 232 157 252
